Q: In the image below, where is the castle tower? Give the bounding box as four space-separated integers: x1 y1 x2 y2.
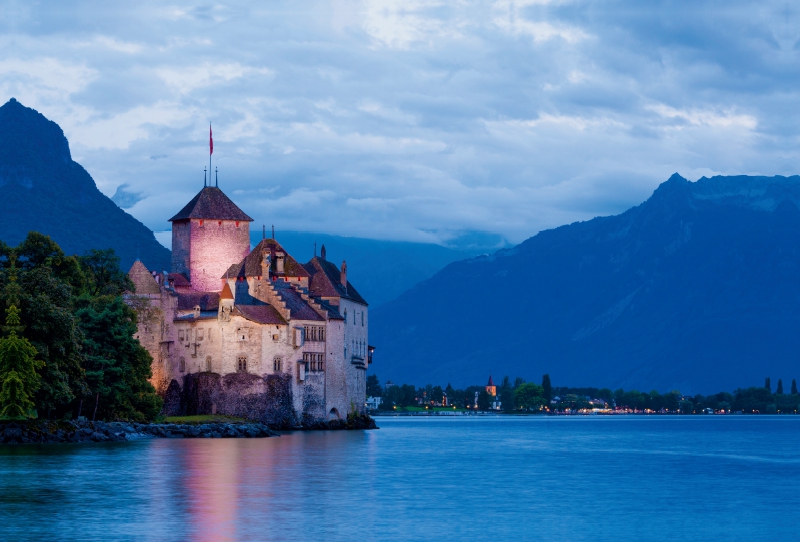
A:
169 186 253 292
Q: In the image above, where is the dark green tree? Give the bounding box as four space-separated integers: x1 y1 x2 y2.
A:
74 294 161 421
541 374 552 402
79 249 133 297
776 379 784 395
366 374 382 397
501 376 510 390
0 306 44 419
515 383 545 411
765 377 771 392
513 376 525 388
792 379 798 395
0 243 86 416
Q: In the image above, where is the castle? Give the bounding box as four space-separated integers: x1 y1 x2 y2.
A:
127 185 371 424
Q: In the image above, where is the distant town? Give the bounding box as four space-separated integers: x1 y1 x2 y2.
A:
367 375 800 415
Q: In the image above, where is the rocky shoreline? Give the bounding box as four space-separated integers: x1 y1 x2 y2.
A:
0 420 276 444
0 414 378 444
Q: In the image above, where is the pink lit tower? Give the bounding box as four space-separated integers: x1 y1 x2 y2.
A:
169 179 253 292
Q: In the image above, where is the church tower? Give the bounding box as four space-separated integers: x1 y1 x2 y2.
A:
169 186 253 292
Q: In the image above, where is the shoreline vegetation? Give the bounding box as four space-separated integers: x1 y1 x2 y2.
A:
368 375 800 416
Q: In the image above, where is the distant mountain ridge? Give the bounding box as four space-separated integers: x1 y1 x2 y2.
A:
0 98 170 271
371 173 800 394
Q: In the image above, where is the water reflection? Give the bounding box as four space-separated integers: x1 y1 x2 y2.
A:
1 418 799 541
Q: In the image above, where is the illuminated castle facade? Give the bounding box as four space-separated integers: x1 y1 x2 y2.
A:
128 185 370 423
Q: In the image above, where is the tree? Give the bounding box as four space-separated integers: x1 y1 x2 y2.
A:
500 388 515 412
75 294 161 421
79 249 133 297
776 379 784 395
515 383 545 411
765 377 771 392
0 306 44 419
366 374 382 397
792 379 798 395
541 374 552 402
501 376 510 390
1 240 87 416
513 377 525 388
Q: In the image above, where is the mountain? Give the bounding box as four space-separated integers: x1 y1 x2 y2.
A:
0 98 170 271
249 231 506 307
371 174 800 394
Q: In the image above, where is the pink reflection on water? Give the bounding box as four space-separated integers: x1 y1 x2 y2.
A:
179 436 303 541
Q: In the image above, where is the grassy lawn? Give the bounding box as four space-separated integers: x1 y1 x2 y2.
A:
160 414 250 424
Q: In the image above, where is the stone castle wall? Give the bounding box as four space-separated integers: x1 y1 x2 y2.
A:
190 219 250 291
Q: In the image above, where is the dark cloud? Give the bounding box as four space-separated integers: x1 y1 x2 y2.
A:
1 0 796 244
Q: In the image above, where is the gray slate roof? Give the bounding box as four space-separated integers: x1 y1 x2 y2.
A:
169 187 253 222
303 257 368 306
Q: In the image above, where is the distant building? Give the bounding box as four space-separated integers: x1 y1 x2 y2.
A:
366 396 382 411
485 375 496 397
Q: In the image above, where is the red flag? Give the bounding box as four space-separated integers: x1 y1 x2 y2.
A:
209 125 213 155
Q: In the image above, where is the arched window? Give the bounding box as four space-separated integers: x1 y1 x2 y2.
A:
273 356 282 372
237 356 247 373
179 357 186 372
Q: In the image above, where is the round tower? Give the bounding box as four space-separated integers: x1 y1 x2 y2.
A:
169 186 253 292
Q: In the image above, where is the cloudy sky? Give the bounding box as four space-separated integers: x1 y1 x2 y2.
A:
2 0 797 245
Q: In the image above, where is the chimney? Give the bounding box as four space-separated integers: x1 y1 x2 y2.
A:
320 244 326 261
276 252 285 274
341 260 347 287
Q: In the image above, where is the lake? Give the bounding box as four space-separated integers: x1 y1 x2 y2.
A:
1 416 798 541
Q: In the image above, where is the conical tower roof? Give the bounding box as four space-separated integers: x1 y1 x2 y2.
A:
169 186 253 222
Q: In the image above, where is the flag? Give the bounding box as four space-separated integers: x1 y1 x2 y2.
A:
209 124 213 155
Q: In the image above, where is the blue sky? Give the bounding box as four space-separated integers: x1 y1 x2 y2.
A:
1 0 796 245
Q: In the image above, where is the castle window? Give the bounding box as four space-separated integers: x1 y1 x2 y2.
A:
218 221 222 226
236 221 240 227
197 328 204 341
272 333 280 341
237 356 247 372
343 309 347 323
237 327 249 341
273 356 282 372
179 357 186 372
179 330 185 341
362 312 364 326
206 356 212 372
199 220 204 227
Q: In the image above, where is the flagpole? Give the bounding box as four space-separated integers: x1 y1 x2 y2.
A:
209 123 212 189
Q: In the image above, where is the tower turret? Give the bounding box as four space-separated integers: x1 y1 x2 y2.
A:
169 186 253 292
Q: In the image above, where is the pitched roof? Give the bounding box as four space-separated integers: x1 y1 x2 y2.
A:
273 281 325 321
303 257 368 305
176 292 220 311
169 187 253 222
222 238 310 279
220 283 234 300
235 305 287 325
487 375 494 387
167 273 191 289
127 260 161 295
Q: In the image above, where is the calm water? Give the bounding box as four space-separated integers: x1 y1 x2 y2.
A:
1 416 799 541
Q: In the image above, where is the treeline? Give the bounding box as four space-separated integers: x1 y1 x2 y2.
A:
368 374 800 414
0 232 161 422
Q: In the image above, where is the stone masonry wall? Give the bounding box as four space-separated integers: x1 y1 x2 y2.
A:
190 219 250 291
